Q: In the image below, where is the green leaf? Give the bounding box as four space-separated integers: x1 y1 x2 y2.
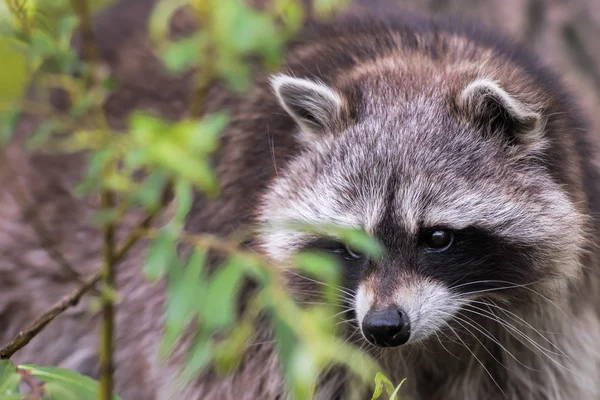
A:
18 364 123 400
54 48 78 74
285 222 384 259
389 378 407 400
29 29 56 60
314 0 350 17
173 178 193 223
176 112 228 155
90 208 120 226
0 106 20 145
148 0 188 47
371 372 396 400
161 33 204 74
0 37 29 108
144 228 179 280
75 148 114 195
0 360 20 396
183 333 213 381
212 319 253 374
293 251 340 284
161 248 207 355
148 143 219 195
129 170 169 211
217 55 251 92
56 15 78 48
199 258 245 331
26 119 62 148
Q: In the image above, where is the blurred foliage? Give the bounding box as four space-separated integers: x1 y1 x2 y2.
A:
0 0 406 399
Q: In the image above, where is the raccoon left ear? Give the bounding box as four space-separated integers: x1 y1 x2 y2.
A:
270 74 343 135
459 78 545 147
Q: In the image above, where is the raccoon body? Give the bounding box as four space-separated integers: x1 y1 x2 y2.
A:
2 0 600 399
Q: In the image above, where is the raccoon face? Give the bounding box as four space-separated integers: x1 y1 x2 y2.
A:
255 73 586 347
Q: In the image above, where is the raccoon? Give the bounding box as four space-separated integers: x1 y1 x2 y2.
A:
2 0 600 399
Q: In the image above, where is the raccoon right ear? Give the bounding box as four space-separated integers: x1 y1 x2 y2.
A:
459 78 545 148
270 74 342 135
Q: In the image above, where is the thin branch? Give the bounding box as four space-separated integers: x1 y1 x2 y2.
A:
0 204 167 361
68 1 115 398
18 368 44 400
98 191 116 400
69 0 98 65
0 271 101 360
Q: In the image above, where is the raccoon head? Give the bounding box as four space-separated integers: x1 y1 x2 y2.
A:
255 73 586 348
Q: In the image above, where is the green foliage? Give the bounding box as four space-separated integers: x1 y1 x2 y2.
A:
0 360 126 400
0 360 20 398
0 0 406 399
371 372 407 400
19 364 123 400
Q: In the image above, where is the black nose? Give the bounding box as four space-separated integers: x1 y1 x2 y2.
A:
362 307 411 347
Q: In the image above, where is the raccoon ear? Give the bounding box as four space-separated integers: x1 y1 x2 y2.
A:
459 78 544 147
270 74 342 134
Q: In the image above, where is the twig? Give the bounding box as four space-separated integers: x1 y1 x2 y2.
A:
69 0 98 65
68 0 116 398
18 368 44 400
0 203 166 361
98 191 116 400
0 271 101 360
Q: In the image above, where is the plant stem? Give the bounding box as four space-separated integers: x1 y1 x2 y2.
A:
0 206 166 361
69 0 98 64
98 191 116 400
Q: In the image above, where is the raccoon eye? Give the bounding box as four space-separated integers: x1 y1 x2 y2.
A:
423 229 454 251
331 242 365 261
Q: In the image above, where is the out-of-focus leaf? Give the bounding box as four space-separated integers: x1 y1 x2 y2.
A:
217 54 251 92
272 313 313 400
26 119 62 148
144 228 180 280
293 251 340 284
285 222 384 259
0 360 20 396
53 48 78 74
314 0 350 17
129 170 169 211
29 28 56 60
0 106 20 144
90 208 120 226
150 143 218 194
161 248 207 355
148 0 188 47
161 33 205 74
292 251 342 305
56 15 77 48
0 38 28 108
69 90 95 118
212 319 253 374
176 112 228 155
199 258 245 330
173 178 193 223
289 347 319 400
183 333 213 380
19 364 123 400
75 148 114 195
273 0 304 37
